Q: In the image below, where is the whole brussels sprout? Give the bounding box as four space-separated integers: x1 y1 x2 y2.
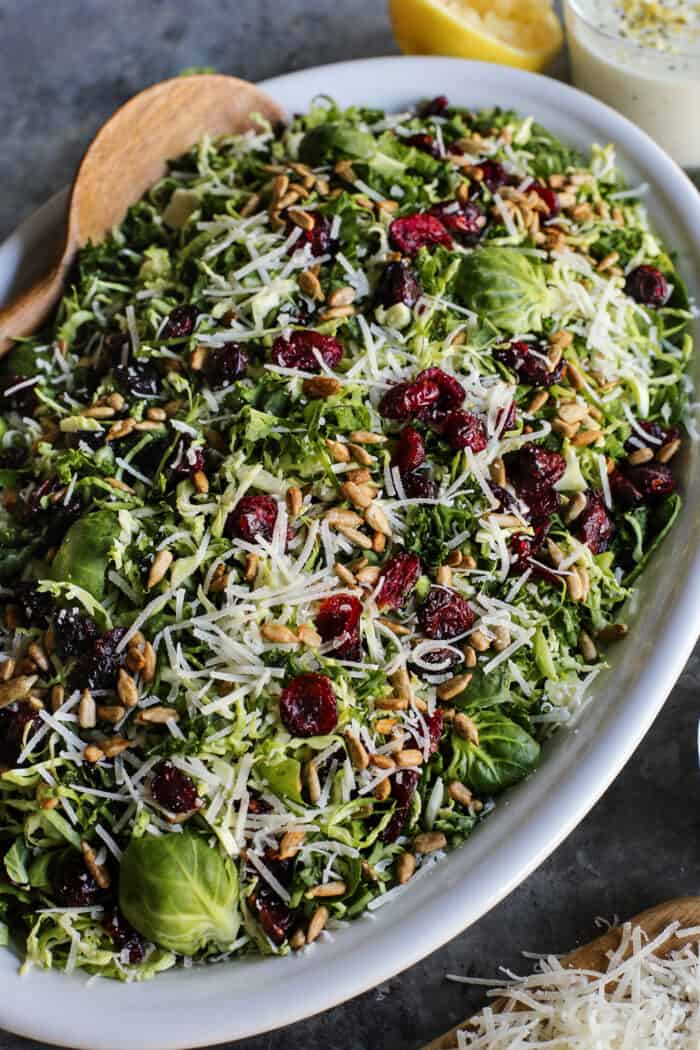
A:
119 832 240 955
50 509 122 601
456 246 551 334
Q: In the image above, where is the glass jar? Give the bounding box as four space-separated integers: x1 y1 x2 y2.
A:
564 0 700 176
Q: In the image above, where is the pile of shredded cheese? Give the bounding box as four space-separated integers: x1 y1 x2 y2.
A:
448 921 700 1047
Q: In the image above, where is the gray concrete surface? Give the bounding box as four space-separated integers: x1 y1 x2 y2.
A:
1 2 699 1048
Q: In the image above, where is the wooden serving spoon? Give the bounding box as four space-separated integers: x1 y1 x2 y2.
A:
0 74 284 355
425 896 700 1049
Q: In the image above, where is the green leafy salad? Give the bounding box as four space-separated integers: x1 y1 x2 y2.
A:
0 93 693 979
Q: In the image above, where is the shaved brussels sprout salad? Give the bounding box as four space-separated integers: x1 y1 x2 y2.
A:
0 93 693 979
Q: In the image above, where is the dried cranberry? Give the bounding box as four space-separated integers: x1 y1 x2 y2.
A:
410 648 460 680
265 847 294 880
171 439 205 479
382 769 420 843
611 462 677 507
477 161 511 192
510 532 535 568
425 709 443 753
508 444 566 494
506 445 565 530
251 884 294 945
293 214 339 258
418 586 474 640
509 532 560 583
402 470 438 499
625 265 669 308
248 853 294 945
377 552 422 610
392 427 425 474
415 368 466 425
24 478 54 519
380 368 464 427
225 495 279 543
102 908 147 964
0 702 42 768
272 331 343 373
247 794 273 815
279 673 338 738
23 478 81 545
202 344 248 388
418 95 448 117
443 410 488 452
52 851 102 908
379 381 438 421
490 484 518 514
54 607 98 658
1 374 38 416
406 132 440 158
495 340 564 388
624 420 680 453
577 491 615 554
388 213 453 257
404 708 444 757
537 488 564 525
496 400 518 434
103 331 132 362
286 297 316 326
150 760 201 815
74 627 128 690
48 502 84 554
315 594 363 661
529 182 560 218
161 304 198 339
113 361 162 398
13 582 54 626
375 261 422 309
521 488 561 525
429 200 486 246
535 520 556 554
608 468 641 508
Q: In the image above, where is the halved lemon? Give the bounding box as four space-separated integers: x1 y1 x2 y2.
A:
389 0 564 73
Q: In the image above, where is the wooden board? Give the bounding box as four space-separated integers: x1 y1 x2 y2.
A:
424 896 700 1050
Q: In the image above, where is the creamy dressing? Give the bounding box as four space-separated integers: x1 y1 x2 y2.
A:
564 0 700 169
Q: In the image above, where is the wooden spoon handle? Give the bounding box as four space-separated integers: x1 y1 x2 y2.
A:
424 896 700 1050
0 74 283 354
0 256 73 359
70 74 283 246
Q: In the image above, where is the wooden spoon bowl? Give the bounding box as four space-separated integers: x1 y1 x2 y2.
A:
0 74 284 355
425 896 700 1049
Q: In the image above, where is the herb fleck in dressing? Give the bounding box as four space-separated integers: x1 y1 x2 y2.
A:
0 96 692 978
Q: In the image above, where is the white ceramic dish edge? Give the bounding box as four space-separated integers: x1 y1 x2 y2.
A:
1 56 699 1050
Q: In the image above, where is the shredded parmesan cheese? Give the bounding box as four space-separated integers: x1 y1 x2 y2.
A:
448 921 700 1048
